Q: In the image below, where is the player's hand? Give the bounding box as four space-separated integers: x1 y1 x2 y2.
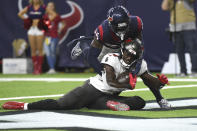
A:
129 73 137 89
156 74 170 85
157 99 171 109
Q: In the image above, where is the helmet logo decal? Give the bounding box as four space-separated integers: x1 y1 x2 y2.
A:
125 44 137 55
118 23 127 28
108 17 113 22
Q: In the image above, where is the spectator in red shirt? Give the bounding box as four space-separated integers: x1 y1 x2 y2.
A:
43 2 65 74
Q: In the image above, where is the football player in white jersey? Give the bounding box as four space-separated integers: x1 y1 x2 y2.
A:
2 39 171 111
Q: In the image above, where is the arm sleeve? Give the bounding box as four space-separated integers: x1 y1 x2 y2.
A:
141 72 164 102
137 60 148 76
94 25 104 43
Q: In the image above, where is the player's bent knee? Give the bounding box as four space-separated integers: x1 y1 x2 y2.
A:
129 96 146 110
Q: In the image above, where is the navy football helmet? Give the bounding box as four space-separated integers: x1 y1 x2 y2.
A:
120 38 143 69
107 6 130 39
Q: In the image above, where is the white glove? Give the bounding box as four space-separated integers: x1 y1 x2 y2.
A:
158 99 172 109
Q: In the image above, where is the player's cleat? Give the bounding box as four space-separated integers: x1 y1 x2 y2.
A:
2 101 25 110
106 100 130 111
71 41 82 60
158 99 171 109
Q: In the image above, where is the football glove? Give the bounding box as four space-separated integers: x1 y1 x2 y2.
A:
158 99 171 109
156 74 170 85
129 73 137 89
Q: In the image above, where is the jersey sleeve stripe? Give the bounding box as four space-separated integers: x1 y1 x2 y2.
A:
98 25 104 41
136 16 142 32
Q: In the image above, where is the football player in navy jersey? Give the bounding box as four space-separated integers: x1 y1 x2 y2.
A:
2 39 171 111
71 6 143 75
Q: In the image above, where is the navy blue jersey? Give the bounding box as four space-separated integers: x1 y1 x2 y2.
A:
94 16 143 49
27 5 46 19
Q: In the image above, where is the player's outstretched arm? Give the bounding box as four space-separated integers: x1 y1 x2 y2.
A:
140 71 171 109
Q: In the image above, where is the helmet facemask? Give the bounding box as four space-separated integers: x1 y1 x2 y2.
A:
109 19 130 40
120 39 143 70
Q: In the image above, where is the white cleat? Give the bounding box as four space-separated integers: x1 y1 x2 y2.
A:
71 41 82 60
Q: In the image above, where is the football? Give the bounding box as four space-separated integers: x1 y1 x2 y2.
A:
117 71 130 84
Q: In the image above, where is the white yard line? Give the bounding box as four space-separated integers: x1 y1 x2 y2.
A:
0 94 64 101
0 77 197 82
125 84 197 92
0 84 197 101
0 78 88 82
144 98 197 109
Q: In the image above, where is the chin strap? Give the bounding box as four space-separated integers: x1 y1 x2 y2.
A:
120 59 130 69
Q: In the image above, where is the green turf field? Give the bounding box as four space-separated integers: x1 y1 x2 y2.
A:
0 73 197 131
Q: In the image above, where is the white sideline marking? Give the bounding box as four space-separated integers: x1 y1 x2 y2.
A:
144 98 197 109
0 111 197 130
0 78 88 82
125 84 197 92
0 77 197 82
0 84 197 101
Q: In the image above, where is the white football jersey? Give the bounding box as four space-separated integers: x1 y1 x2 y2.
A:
89 53 148 94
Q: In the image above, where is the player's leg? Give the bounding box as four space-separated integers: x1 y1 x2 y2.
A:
88 95 145 111
2 99 62 110
113 95 146 110
3 86 93 110
86 46 102 75
27 99 61 110
71 40 102 75
2 81 103 110
57 80 103 109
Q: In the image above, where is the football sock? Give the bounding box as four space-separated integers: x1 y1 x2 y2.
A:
24 103 28 110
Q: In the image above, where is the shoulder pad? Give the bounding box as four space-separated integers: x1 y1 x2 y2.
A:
101 53 120 67
94 25 104 42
